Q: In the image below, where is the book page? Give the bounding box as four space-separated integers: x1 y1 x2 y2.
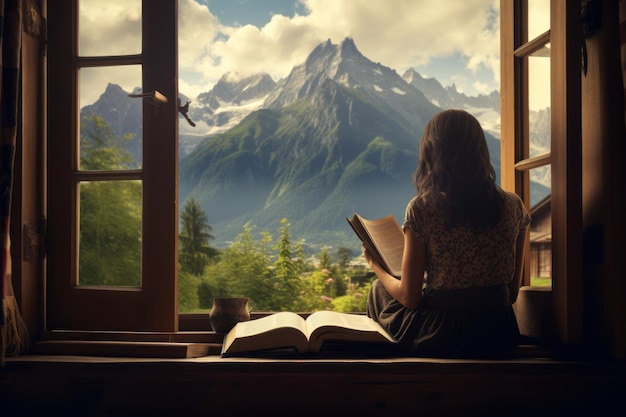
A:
348 214 404 277
232 311 306 338
305 311 379 334
221 312 309 355
305 311 396 351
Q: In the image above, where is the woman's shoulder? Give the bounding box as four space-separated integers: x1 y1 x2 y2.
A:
405 195 440 219
404 195 447 226
497 187 531 223
497 187 524 205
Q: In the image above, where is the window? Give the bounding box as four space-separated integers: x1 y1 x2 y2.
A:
501 0 583 343
47 0 179 331
45 1 583 343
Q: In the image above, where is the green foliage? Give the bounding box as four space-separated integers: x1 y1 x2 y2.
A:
318 247 331 270
332 282 370 312
292 269 335 312
80 114 138 170
271 218 302 309
178 271 201 312
78 115 142 286
197 280 214 309
79 181 142 286
531 277 552 287
188 219 374 313
202 225 276 310
336 247 353 269
179 196 218 275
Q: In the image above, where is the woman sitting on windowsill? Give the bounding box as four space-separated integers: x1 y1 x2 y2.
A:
364 109 531 358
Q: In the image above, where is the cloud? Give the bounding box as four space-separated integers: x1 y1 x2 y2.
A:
178 0 221 75
78 0 142 104
472 81 492 96
301 0 500 73
78 1 141 56
80 0 502 103
180 0 501 98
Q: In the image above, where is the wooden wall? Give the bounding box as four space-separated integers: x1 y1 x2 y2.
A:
581 0 626 359
12 0 46 344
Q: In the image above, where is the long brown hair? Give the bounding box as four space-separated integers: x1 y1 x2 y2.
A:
413 109 503 230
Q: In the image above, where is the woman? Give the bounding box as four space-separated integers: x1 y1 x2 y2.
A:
365 109 531 357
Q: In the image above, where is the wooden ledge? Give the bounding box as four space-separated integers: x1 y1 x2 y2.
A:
3 350 624 416
33 340 223 358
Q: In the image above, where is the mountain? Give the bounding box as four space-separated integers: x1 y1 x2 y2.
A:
264 38 436 133
178 38 501 249
80 83 143 162
179 73 276 157
402 69 501 136
80 37 547 251
527 107 552 204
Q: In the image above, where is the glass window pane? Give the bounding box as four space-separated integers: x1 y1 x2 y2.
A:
527 34 551 287
79 66 142 170
78 0 142 56
78 180 142 287
528 0 550 40
528 43 550 156
529 166 551 286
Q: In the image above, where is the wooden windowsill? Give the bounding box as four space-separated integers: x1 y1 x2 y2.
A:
32 340 223 358
7 344 623 372
3 348 624 416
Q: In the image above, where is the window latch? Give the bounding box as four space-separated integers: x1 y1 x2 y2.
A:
178 98 196 127
128 90 168 113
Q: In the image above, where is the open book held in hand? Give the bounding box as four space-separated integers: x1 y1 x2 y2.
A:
347 213 404 278
221 311 396 356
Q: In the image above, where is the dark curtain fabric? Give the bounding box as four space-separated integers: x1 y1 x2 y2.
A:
621 0 626 127
0 0 27 365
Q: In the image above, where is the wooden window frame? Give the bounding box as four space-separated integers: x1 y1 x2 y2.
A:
46 0 179 332
500 0 583 344
42 0 584 347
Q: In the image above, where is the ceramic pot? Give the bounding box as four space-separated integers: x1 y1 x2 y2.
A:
209 297 254 333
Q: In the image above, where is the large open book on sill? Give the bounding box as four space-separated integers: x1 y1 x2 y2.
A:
347 213 404 278
221 311 396 356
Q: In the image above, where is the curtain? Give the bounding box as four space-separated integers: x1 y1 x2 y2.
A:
621 0 626 129
0 0 27 365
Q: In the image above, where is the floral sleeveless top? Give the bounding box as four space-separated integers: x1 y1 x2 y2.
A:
402 188 531 290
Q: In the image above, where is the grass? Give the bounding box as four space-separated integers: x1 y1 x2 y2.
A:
530 277 552 287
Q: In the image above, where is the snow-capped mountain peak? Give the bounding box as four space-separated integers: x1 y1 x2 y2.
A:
179 72 276 143
263 37 437 132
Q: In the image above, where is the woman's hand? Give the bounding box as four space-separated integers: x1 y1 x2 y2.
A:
362 244 377 267
365 230 426 309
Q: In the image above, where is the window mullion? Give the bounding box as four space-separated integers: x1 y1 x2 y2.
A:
140 0 179 331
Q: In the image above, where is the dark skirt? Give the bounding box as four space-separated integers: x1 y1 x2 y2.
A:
366 280 520 358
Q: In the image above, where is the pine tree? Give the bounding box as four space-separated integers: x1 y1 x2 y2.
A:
318 247 332 270
336 247 353 269
272 218 300 309
179 196 217 276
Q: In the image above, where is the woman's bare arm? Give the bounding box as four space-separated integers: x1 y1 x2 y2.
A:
365 229 426 309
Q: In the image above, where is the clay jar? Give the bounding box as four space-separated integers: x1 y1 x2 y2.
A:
209 297 254 333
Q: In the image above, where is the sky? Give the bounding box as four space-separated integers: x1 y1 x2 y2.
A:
78 0 551 110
